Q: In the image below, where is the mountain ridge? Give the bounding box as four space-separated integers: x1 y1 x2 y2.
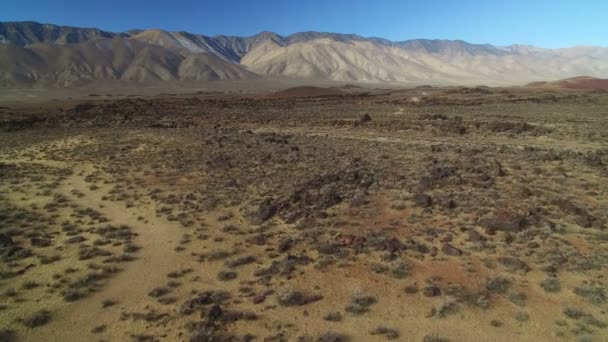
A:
5 21 605 51
2 21 608 87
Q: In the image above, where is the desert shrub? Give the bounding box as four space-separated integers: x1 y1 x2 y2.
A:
540 278 561 293
23 310 51 327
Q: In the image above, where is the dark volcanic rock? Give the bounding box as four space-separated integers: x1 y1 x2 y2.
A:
480 211 528 233
414 193 432 207
0 233 14 247
384 237 405 254
30 237 52 247
278 238 294 253
319 184 342 208
442 198 457 209
316 242 340 255
486 277 511 294
497 256 530 273
423 286 442 297
466 229 486 242
278 290 322 306
418 165 460 190
207 305 224 322
254 255 313 278
179 291 229 315
274 164 375 222
442 243 463 256
252 295 266 304
552 198 595 228
245 197 277 225
359 113 372 124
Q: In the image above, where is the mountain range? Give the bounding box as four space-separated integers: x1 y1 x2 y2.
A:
1 21 608 87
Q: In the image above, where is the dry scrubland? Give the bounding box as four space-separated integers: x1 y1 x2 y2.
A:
0 85 607 341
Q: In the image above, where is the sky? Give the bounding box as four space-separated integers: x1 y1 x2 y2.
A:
2 0 607 48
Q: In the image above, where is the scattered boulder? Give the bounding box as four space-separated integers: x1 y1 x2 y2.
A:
384 237 405 254
148 287 170 298
480 211 528 233
370 326 399 340
317 331 350 342
278 290 322 306
466 229 486 242
552 198 595 228
418 165 460 190
407 240 430 254
468 158 506 179
337 234 367 252
245 197 277 225
414 194 432 207
278 238 294 253
486 277 511 294
359 113 372 124
441 243 463 256
0 233 14 247
319 184 342 208
323 312 343 322
497 257 530 273
404 285 419 294
441 198 457 209
224 255 256 268
423 286 441 297
254 255 312 279
207 304 224 322
30 237 52 247
252 295 266 304
179 291 229 315
316 242 341 255
274 165 375 222
217 270 238 281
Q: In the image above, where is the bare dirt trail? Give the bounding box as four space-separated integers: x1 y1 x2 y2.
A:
11 160 194 341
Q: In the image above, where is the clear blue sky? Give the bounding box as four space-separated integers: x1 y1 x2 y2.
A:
2 0 607 48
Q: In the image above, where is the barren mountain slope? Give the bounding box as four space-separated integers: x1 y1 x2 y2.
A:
0 21 116 45
241 38 608 84
241 39 443 82
128 27 608 84
2 21 608 86
0 37 256 86
130 29 287 63
177 53 258 81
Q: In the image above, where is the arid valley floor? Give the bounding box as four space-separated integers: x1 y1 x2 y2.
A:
0 85 607 342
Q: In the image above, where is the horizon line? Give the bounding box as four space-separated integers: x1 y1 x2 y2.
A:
1 19 607 50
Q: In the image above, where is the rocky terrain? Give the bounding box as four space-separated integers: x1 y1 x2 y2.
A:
2 21 608 86
0 85 607 341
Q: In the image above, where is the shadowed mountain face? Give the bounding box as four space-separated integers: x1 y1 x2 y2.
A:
1 21 608 86
0 21 117 45
0 36 257 86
